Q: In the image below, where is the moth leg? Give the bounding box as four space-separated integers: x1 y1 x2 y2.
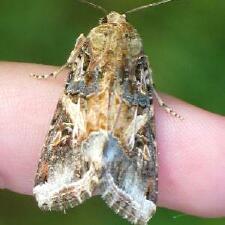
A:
134 54 183 120
30 63 68 79
153 88 183 120
30 34 86 79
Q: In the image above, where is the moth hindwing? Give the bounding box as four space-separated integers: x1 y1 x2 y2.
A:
33 12 158 225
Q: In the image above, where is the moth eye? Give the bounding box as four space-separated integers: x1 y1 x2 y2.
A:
99 17 108 24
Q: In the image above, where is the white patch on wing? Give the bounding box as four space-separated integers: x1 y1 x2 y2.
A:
33 164 98 209
124 111 148 149
82 131 108 167
102 173 156 224
34 130 109 209
62 95 86 142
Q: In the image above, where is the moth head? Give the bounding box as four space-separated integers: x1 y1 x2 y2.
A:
106 11 126 24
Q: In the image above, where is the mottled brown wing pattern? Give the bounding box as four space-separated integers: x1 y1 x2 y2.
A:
100 55 157 225
33 97 100 211
33 12 158 225
33 35 101 211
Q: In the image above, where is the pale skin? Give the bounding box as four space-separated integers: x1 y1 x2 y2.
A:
0 62 225 218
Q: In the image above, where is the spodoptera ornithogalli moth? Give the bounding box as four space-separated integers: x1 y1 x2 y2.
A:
32 1 182 224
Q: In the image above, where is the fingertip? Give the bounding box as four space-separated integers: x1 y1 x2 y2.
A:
156 95 225 217
1 63 225 217
0 62 66 195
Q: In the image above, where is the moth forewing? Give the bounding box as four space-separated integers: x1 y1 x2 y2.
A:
33 11 158 225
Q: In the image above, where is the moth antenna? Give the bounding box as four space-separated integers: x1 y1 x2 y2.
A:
125 0 175 14
78 0 108 15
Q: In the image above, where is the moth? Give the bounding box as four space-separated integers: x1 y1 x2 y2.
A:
32 1 181 224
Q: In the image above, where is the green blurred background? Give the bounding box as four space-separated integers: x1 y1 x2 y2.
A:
0 0 225 225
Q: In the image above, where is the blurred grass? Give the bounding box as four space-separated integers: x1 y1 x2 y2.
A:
0 0 225 225
1 190 225 225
